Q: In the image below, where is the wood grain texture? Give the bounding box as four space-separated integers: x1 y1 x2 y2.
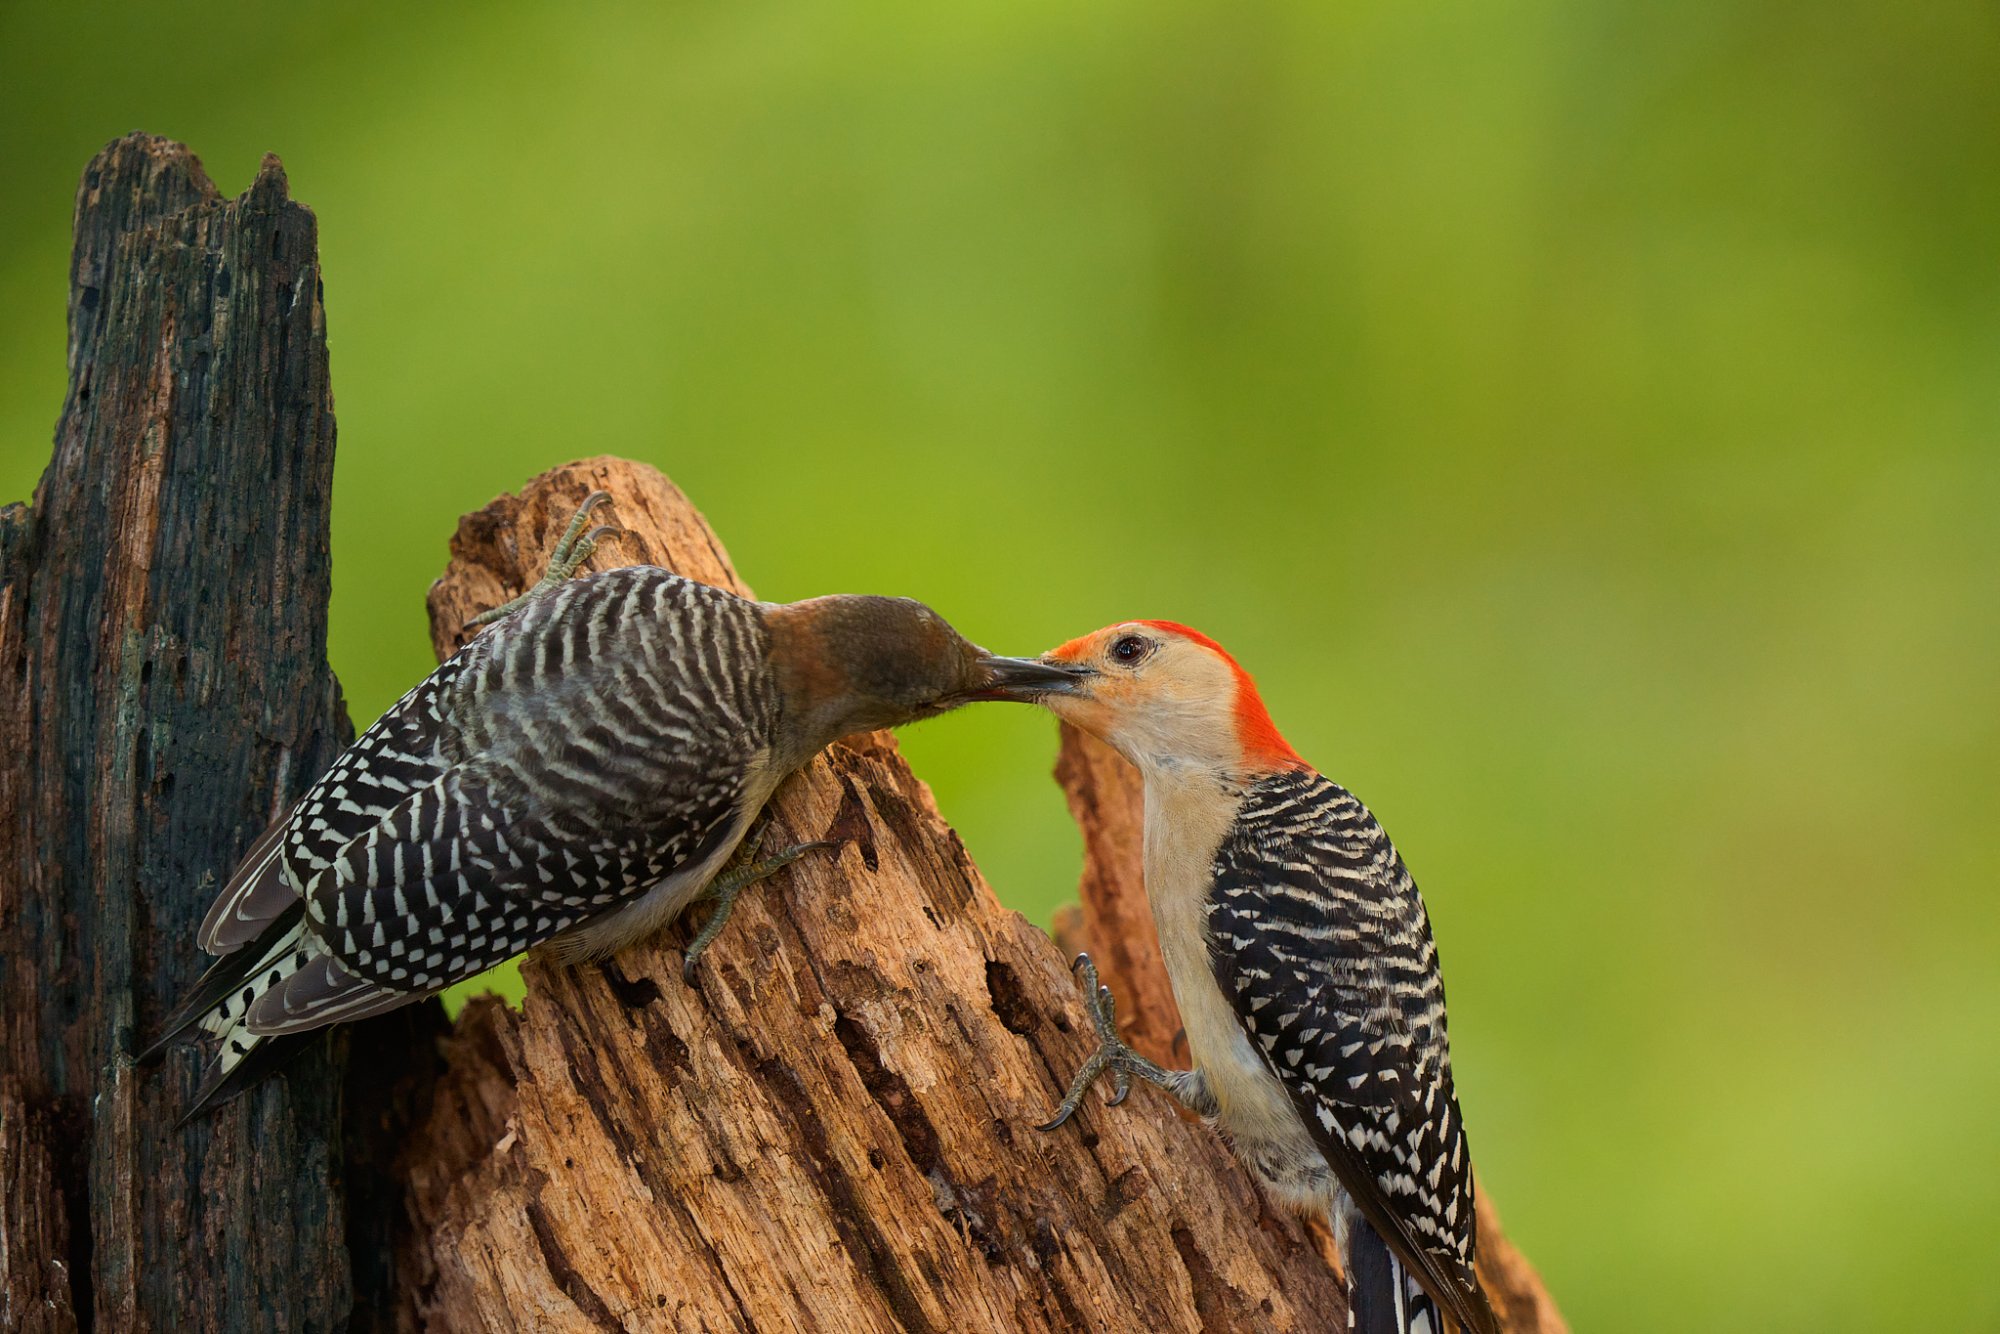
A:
1050 728 1570 1334
0 132 430 1331
398 458 1349 1332
1 1079 76 1333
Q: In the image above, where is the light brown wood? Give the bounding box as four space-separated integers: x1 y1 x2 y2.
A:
398 458 1347 1331
1049 728 1570 1334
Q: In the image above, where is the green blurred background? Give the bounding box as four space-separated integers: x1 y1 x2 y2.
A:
5 3 1997 1328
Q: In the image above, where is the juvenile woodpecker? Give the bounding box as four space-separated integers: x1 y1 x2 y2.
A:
999 622 1499 1334
145 495 1073 1118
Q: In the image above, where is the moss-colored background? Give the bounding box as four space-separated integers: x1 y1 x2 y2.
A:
5 4 1997 1328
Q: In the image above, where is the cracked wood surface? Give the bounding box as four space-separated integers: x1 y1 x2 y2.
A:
1050 734 1570 1334
396 457 1348 1331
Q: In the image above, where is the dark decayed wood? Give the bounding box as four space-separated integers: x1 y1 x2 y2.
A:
0 133 431 1332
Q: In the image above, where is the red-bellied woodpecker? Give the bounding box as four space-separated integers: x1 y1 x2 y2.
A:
995 621 1499 1334
144 494 1074 1119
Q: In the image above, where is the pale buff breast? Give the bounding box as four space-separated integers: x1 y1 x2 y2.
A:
1140 767 1325 1163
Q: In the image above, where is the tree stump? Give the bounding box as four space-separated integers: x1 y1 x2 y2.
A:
394 458 1564 1332
396 459 1347 1330
0 132 433 1333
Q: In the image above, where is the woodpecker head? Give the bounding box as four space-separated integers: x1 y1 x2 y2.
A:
762 594 1079 761
993 620 1305 778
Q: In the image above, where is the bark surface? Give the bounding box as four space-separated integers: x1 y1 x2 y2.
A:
399 458 1565 1332
0 132 427 1333
1 1079 76 1333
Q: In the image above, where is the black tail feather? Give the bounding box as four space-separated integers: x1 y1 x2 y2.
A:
137 900 306 1063
1346 1219 1444 1333
1347 1217 1403 1334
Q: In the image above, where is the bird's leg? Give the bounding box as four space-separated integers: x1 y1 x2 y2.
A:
1036 953 1216 1131
680 832 842 983
467 490 623 629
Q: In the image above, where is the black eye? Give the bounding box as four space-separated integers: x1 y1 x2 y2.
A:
1110 635 1150 664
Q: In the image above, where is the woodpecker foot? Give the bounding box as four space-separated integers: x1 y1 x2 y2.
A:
1035 953 1179 1132
680 838 841 984
467 490 624 629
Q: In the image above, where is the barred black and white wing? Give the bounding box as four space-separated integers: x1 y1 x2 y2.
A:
197 661 462 954
145 663 468 1102
152 566 777 1115
298 567 771 1001
1207 769 1497 1334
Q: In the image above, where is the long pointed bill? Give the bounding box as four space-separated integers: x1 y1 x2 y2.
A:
964 656 1094 702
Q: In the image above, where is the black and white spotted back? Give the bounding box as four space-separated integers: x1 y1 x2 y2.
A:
1207 767 1495 1334
165 566 779 1109
305 567 774 990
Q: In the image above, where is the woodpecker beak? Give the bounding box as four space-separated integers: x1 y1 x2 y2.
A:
964 656 1094 701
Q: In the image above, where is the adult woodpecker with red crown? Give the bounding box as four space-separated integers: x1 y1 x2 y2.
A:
993 620 1499 1334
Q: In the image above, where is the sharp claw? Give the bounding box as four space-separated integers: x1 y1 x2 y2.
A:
578 490 614 516
1039 954 1149 1135
581 523 623 547
682 934 714 984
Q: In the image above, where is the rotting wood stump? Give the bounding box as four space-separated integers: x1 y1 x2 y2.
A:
398 458 1346 1331
394 457 1564 1333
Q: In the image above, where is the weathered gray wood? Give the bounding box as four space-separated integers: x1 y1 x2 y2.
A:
0 132 429 1332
